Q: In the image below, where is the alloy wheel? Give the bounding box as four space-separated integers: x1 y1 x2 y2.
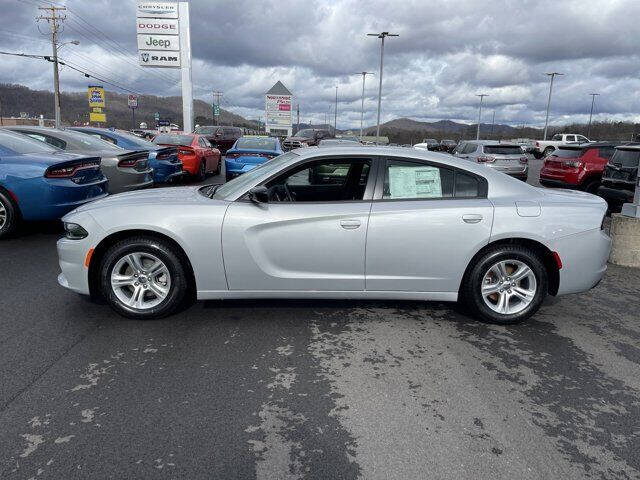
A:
110 252 171 310
481 259 537 315
0 200 6 229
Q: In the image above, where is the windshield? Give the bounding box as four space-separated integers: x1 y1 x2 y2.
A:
112 130 158 149
552 148 582 159
296 129 315 139
235 137 277 150
214 152 299 199
0 130 59 154
195 126 216 134
483 145 522 155
611 149 640 168
153 134 194 146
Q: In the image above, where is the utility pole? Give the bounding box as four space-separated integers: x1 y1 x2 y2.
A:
296 103 300 133
476 94 488 140
334 86 338 134
543 72 563 140
490 110 495 136
587 93 599 139
212 91 223 125
368 32 399 144
354 72 374 139
37 4 66 128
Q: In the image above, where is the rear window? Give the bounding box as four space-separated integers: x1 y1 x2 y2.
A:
483 145 522 155
0 130 59 154
236 138 277 150
153 134 194 146
552 148 583 159
611 149 640 168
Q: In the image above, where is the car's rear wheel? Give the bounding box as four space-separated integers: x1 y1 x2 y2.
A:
462 245 547 324
583 179 600 194
197 159 206 181
100 236 188 319
0 191 18 239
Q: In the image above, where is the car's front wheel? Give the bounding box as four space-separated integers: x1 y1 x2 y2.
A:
100 236 189 319
462 245 547 324
0 190 18 239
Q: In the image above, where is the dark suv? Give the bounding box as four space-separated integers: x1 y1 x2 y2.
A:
597 145 640 212
194 125 243 154
283 129 333 150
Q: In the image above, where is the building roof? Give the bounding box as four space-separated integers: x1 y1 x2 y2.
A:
266 81 292 96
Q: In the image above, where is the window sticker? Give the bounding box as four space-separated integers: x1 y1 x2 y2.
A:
388 166 442 199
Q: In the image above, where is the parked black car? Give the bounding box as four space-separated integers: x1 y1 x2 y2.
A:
597 145 639 212
194 125 243 154
422 138 440 151
439 139 457 153
283 129 333 151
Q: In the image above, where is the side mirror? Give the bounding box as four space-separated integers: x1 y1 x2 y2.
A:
248 186 269 204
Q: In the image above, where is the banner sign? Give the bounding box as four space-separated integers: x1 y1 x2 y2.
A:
88 86 106 122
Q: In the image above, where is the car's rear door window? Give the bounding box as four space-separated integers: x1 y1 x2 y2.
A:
611 149 640 167
483 145 522 155
382 159 454 199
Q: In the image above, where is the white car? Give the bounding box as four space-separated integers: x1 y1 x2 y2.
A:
57 146 611 324
534 133 590 158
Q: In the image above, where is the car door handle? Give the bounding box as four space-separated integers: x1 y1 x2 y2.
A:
462 214 483 224
340 219 361 229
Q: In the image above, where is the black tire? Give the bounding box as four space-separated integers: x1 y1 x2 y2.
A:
100 236 189 319
543 147 554 157
0 190 18 239
225 172 233 182
582 179 600 194
533 151 543 159
461 245 547 325
197 159 206 181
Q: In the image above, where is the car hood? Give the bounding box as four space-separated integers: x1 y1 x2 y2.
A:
72 186 212 213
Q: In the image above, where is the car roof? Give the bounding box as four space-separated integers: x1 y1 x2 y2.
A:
559 142 618 150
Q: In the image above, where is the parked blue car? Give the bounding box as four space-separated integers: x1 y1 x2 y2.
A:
225 136 283 181
0 129 108 238
70 127 184 183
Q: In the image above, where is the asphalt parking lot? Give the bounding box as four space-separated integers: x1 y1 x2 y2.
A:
1 157 639 479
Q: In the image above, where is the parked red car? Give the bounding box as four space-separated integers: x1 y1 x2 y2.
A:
153 133 221 180
539 143 616 193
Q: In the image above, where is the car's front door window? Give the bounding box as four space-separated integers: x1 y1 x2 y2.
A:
265 159 371 202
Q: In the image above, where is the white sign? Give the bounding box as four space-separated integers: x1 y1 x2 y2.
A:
137 34 179 51
388 166 442 199
128 94 138 108
265 94 292 127
139 51 180 67
137 18 179 35
136 1 179 18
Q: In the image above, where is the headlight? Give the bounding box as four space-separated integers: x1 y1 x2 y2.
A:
64 222 88 240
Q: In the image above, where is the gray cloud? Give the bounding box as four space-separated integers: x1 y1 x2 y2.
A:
1 0 640 129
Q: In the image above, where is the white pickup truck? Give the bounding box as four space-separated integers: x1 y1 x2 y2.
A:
534 133 590 158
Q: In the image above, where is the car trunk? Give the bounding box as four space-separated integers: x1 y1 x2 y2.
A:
230 149 277 164
155 146 181 164
116 150 150 171
43 156 104 184
602 148 639 188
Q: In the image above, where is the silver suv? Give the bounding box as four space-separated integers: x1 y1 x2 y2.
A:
453 140 528 181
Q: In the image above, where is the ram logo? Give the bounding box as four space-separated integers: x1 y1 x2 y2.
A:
141 52 149 63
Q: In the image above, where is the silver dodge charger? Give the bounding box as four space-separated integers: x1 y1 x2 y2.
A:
57 146 611 324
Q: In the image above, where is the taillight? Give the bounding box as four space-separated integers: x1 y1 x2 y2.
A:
563 161 582 168
118 157 146 168
45 161 100 178
476 156 495 163
519 156 528 164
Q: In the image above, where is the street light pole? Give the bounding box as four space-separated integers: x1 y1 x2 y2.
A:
476 94 488 140
334 86 338 134
354 72 374 140
543 72 563 140
368 32 398 144
587 93 599 139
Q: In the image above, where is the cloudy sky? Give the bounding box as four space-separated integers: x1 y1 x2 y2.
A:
2 0 640 129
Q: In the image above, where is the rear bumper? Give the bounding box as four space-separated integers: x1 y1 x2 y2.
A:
552 228 611 295
150 160 183 183
107 169 154 194
225 160 260 176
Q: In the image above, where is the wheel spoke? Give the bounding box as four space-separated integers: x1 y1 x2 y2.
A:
496 292 509 314
126 253 145 272
127 285 145 308
482 283 501 296
147 281 168 299
111 274 136 287
512 286 535 304
148 261 168 277
511 265 532 283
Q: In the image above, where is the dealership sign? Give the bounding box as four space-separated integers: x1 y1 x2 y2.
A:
139 51 180 67
136 19 178 35
136 2 178 18
128 94 138 108
87 85 106 123
137 34 179 51
137 1 180 68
